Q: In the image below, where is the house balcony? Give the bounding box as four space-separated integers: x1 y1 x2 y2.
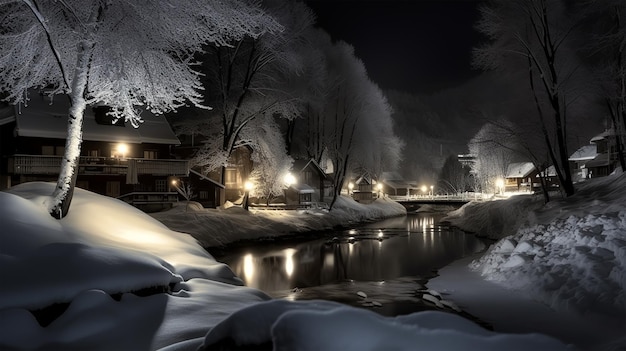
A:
9 155 189 177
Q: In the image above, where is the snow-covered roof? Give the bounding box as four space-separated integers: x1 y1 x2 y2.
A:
585 153 611 168
505 162 536 179
590 129 615 143
290 183 315 194
13 93 180 145
569 144 598 161
292 158 327 179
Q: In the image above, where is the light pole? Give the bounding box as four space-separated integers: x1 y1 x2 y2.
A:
348 182 354 196
377 183 383 198
243 180 254 210
421 185 427 198
495 178 504 195
430 185 434 198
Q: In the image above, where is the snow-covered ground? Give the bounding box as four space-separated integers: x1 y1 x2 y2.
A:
439 172 626 349
151 196 407 248
0 182 571 350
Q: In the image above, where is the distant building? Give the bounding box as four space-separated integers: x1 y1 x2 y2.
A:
568 144 598 181
457 154 476 174
504 162 537 193
0 90 188 212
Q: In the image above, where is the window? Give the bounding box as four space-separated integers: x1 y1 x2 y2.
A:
87 149 99 157
106 181 120 197
77 180 89 190
42 146 54 155
200 191 209 199
144 150 158 159
300 193 311 203
303 170 313 184
55 146 65 155
155 179 167 192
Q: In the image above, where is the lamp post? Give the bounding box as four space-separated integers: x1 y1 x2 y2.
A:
495 178 504 195
283 172 295 206
421 185 427 198
377 183 383 198
348 182 354 196
243 180 254 210
430 185 434 198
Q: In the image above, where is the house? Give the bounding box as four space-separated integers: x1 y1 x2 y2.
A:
585 129 619 178
293 158 330 202
352 174 374 203
174 169 225 208
171 113 253 205
380 171 418 197
0 90 188 212
568 144 598 181
504 162 537 193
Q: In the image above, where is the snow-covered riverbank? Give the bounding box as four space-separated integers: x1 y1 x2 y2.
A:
150 196 407 248
440 171 626 349
0 182 574 350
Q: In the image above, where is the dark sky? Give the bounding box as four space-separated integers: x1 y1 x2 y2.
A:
305 0 485 94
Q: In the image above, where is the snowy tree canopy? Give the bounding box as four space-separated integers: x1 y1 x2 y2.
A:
0 0 281 217
0 0 282 126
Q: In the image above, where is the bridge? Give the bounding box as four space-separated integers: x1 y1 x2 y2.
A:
388 195 473 211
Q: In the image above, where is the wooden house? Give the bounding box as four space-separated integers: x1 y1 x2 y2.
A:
173 169 225 208
285 158 330 207
352 174 374 203
504 162 538 193
0 90 188 212
585 129 619 178
569 144 598 181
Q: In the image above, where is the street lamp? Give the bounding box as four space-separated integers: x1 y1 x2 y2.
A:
284 172 296 187
243 180 254 210
430 185 434 198
348 182 354 195
377 183 383 198
495 178 505 195
421 185 427 198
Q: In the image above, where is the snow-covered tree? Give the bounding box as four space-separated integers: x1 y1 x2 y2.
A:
473 0 580 196
0 0 280 218
245 115 293 205
438 155 470 195
468 122 517 194
189 0 314 183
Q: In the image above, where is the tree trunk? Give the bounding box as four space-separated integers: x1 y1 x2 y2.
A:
49 40 93 218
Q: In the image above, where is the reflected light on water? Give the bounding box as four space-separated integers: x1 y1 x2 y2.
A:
243 254 254 282
284 248 296 277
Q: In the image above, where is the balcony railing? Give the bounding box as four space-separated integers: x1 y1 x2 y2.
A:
10 155 189 176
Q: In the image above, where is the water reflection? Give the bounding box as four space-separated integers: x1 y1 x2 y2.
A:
219 213 485 294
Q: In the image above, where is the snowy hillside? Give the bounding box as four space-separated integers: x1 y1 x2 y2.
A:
0 182 570 350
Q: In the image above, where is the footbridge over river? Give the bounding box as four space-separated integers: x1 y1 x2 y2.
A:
390 196 473 211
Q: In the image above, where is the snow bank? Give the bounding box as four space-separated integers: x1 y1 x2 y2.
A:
151 195 407 248
442 194 544 239
0 182 571 350
448 173 626 338
199 300 570 351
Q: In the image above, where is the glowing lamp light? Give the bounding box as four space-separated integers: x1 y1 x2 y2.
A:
348 182 354 190
284 172 296 186
496 178 505 188
377 183 383 191
244 181 254 191
116 143 128 158
421 185 427 193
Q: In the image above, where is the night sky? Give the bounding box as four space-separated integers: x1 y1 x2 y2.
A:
305 0 485 94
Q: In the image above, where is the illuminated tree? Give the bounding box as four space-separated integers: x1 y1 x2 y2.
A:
0 0 280 218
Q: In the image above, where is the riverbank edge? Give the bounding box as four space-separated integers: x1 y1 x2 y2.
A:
150 196 408 250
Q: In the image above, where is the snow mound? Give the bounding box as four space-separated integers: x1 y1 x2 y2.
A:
467 173 626 322
442 194 543 239
199 300 570 351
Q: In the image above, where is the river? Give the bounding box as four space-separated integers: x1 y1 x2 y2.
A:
215 212 487 317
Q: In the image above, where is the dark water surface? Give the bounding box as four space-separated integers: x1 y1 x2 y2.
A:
215 213 486 317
